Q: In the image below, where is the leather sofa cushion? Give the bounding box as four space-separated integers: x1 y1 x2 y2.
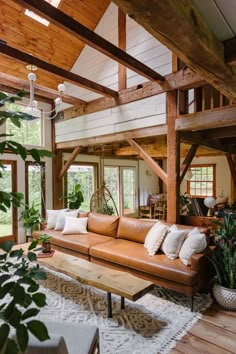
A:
87 212 119 237
117 217 156 243
33 230 113 255
90 239 198 286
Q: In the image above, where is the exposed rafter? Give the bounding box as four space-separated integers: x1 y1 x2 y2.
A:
180 144 199 183
0 42 117 98
112 0 236 100
16 0 164 83
58 146 81 180
0 72 85 106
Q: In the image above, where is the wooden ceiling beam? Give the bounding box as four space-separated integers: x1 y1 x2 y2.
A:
200 126 236 139
0 42 117 98
176 106 236 131
180 144 199 183
180 131 236 153
112 0 236 100
226 153 236 187
0 72 85 106
127 138 167 184
58 146 81 181
64 68 205 120
224 37 236 66
16 0 164 83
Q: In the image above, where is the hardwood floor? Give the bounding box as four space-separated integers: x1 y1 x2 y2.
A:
169 302 236 354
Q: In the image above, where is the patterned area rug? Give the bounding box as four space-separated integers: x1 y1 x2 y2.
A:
38 268 212 354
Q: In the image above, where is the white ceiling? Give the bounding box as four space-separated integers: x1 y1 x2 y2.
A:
193 0 236 41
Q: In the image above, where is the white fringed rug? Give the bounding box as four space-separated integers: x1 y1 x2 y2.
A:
38 268 212 354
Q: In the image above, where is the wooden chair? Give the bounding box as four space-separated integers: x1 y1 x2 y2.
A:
153 200 167 220
139 205 152 218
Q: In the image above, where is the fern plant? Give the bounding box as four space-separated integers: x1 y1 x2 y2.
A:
209 214 236 289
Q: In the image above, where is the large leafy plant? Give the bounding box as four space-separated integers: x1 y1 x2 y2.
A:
19 202 44 231
209 214 236 289
62 183 84 209
0 240 49 353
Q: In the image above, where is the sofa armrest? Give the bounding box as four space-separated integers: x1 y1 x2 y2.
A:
190 247 213 272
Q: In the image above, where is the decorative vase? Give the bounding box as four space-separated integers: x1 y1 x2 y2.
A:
213 283 236 310
42 242 52 253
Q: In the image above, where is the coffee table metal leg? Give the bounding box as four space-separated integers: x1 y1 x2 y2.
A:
107 292 112 318
121 296 125 309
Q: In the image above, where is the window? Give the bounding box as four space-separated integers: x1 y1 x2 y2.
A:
0 161 17 242
104 166 136 215
187 164 216 198
25 162 46 218
66 163 97 211
6 102 42 146
25 0 61 26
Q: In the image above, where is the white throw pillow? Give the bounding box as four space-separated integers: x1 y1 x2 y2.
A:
62 216 88 235
161 225 187 260
55 210 79 231
187 227 201 236
46 209 67 230
144 222 168 256
179 233 207 266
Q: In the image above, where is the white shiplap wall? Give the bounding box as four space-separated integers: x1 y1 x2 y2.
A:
55 93 166 143
63 2 171 104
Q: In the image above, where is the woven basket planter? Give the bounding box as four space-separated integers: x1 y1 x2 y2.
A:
213 283 236 310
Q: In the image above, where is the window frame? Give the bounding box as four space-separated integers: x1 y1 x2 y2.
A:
187 163 216 198
25 161 46 219
64 162 98 210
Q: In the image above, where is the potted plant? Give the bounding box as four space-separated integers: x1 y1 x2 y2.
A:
62 183 84 209
19 202 44 239
0 240 50 353
208 213 236 310
39 233 52 253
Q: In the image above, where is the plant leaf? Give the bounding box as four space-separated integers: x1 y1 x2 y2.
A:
4 338 19 354
28 239 39 250
17 324 29 352
0 240 14 253
32 293 46 307
0 323 10 350
27 252 37 262
22 308 40 321
27 320 50 341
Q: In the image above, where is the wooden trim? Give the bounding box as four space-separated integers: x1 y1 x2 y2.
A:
226 153 236 187
16 0 164 83
127 139 167 184
0 42 117 98
176 105 236 131
180 144 199 183
167 90 180 223
63 68 205 120
118 8 127 91
58 146 81 180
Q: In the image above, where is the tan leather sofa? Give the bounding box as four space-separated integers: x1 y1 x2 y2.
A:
33 212 213 310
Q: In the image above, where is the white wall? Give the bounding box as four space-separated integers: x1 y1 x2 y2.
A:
56 93 166 143
180 155 232 203
62 2 171 104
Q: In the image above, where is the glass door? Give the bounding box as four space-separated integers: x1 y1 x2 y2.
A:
0 160 17 243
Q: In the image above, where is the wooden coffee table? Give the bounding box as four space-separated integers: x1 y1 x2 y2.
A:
18 243 154 318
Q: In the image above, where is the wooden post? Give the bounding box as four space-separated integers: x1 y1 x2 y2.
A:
167 90 180 223
52 123 63 209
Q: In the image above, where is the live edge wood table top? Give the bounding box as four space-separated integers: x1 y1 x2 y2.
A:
17 243 154 317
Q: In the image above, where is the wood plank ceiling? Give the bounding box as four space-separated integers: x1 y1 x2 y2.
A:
0 0 111 90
